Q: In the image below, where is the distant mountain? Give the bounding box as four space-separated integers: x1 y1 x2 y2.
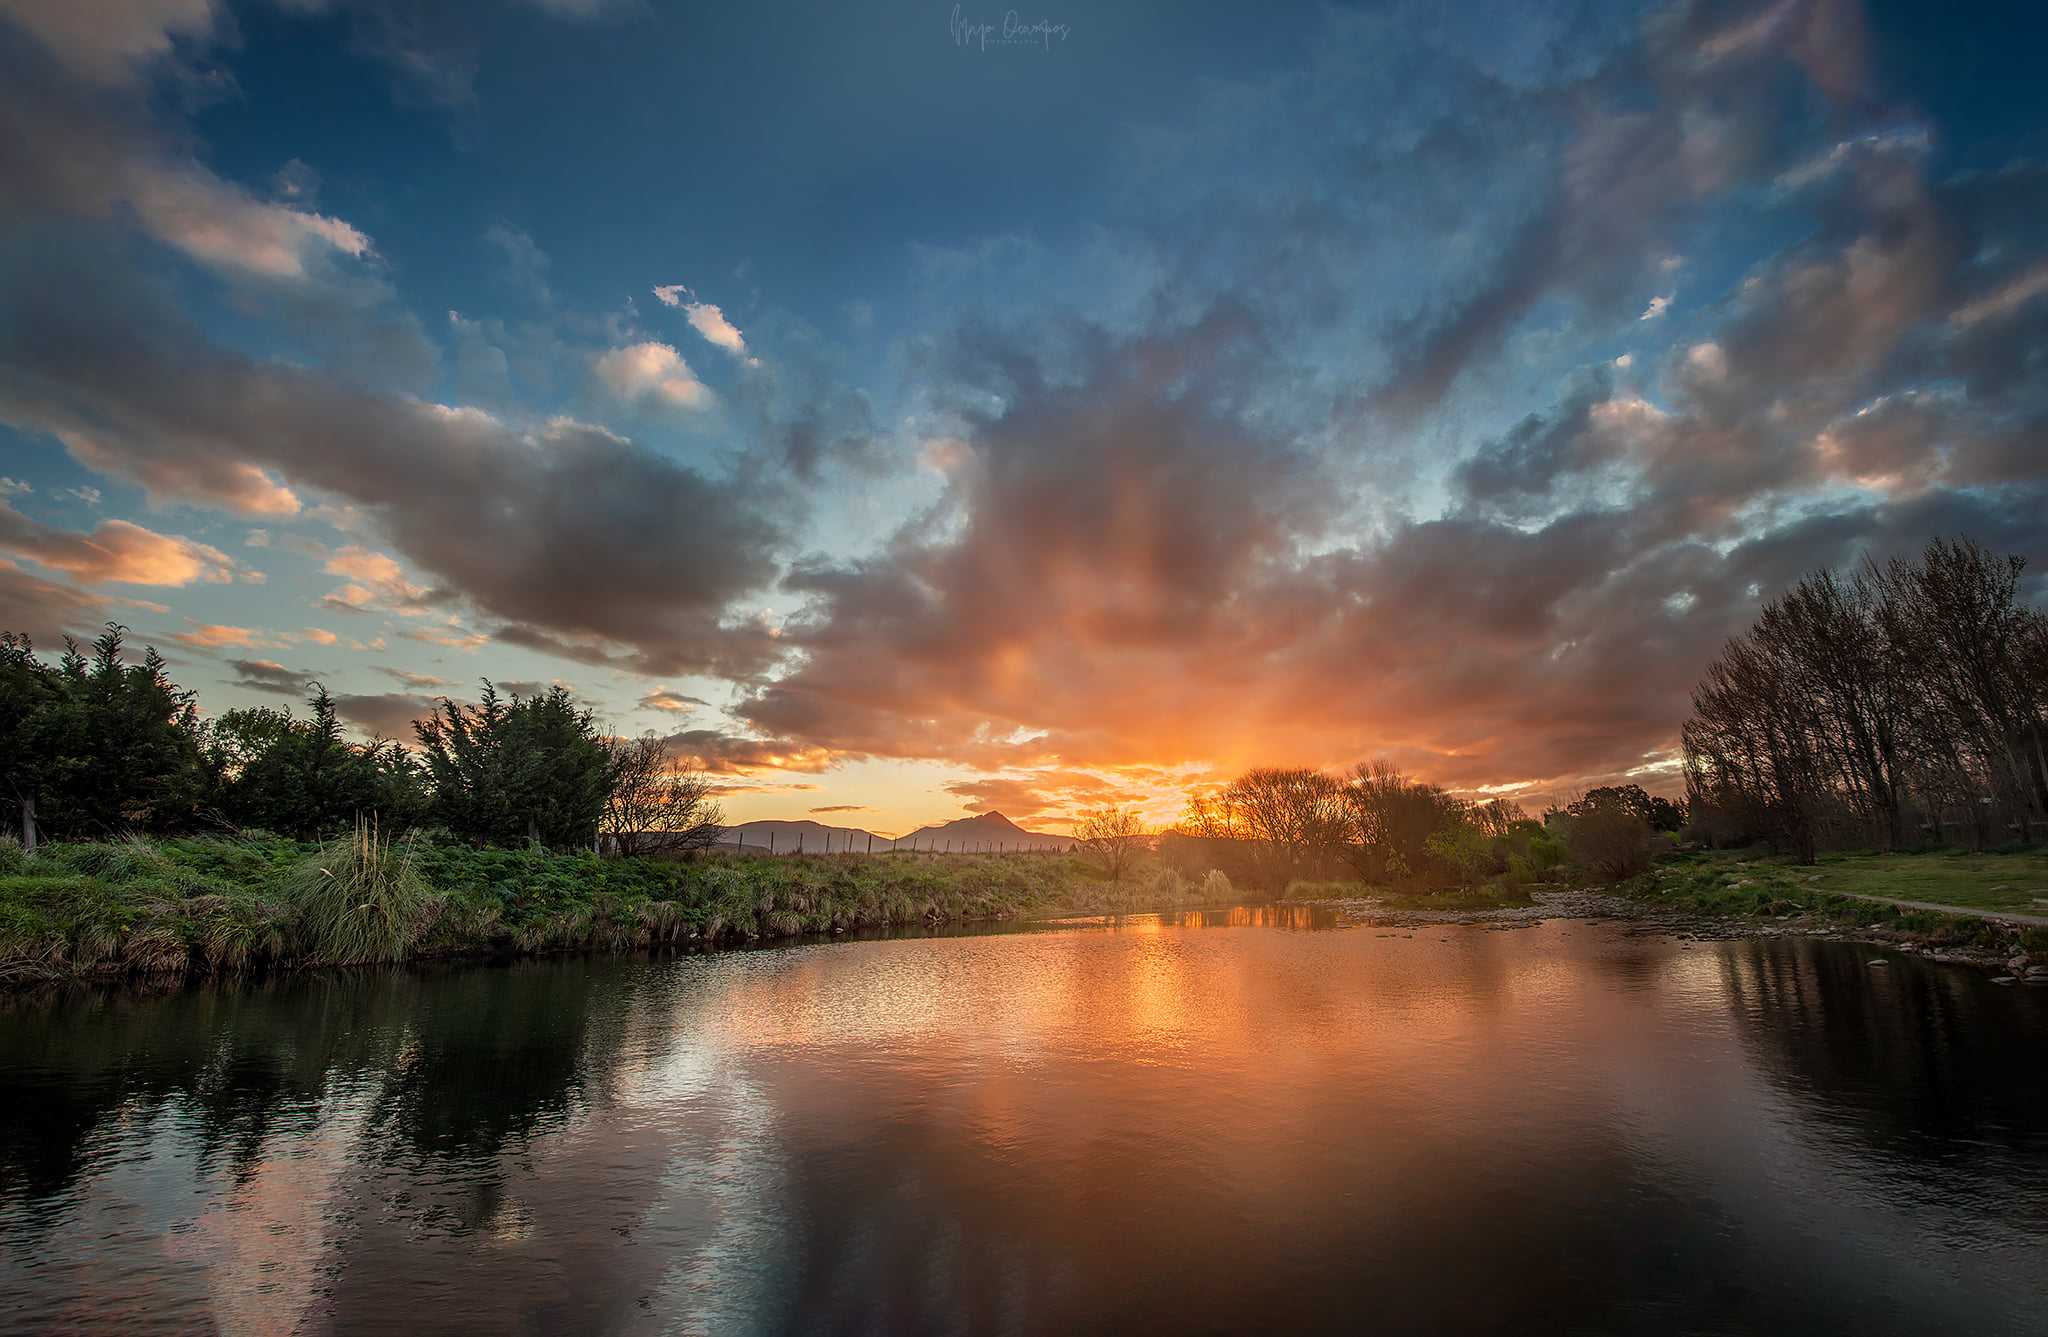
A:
894 811 1071 851
716 819 882 854
713 811 1072 854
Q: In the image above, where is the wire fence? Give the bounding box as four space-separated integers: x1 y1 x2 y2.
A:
720 831 1075 858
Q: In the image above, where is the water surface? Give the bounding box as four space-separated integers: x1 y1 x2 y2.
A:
3 913 2044 1334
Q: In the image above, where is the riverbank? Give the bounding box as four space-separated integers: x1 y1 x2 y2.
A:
1304 854 2048 980
10 834 2047 989
0 834 1113 986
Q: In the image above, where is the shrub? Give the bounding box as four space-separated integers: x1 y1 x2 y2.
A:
285 817 431 964
1567 807 1654 881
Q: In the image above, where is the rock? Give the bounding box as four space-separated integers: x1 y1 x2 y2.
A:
1992 976 2017 985
1867 959 1889 967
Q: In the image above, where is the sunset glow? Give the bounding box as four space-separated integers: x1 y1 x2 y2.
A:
2 0 2044 834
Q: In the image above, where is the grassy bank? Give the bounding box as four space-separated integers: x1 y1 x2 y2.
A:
1620 848 2048 959
0 833 1105 986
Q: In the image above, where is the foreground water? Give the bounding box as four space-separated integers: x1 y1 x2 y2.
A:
2 909 2045 1335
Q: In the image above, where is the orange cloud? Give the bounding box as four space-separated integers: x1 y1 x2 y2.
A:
0 503 254 586
171 621 266 650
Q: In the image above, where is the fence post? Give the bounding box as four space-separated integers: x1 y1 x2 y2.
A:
20 797 35 853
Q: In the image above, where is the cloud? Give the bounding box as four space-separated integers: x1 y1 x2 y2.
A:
484 222 551 304
322 544 431 612
942 774 1100 824
225 658 316 696
330 691 441 740
375 665 447 689
0 503 254 586
397 626 488 649
0 0 219 87
0 556 107 643
664 729 837 776
638 686 705 714
171 621 266 650
294 627 338 644
808 804 874 814
725 120 2048 799
654 285 755 361
119 162 376 281
594 341 713 408
0 248 785 676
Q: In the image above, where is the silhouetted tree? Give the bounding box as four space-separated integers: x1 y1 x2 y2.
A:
1075 804 1150 883
215 687 425 839
414 683 609 848
600 733 723 857
1565 785 1685 835
1683 535 2048 858
1224 766 1350 888
1344 760 1461 883
0 625 208 840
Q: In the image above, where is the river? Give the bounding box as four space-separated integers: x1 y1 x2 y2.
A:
2 909 2044 1334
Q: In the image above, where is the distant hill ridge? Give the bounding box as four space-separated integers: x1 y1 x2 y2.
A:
897 811 1071 851
716 811 1070 853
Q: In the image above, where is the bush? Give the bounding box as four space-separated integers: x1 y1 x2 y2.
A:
1568 807 1654 881
285 818 431 964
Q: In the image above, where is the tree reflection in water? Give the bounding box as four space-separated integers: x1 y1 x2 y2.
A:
0 921 2043 1335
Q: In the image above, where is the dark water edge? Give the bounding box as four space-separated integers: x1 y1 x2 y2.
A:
2 912 2044 1335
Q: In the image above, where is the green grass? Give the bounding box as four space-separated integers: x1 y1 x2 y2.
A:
0 834 1096 984
1657 848 2048 915
285 819 432 965
1623 849 2047 953
1796 850 2048 913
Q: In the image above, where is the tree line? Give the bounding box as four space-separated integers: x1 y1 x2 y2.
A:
1682 535 2048 862
0 625 721 853
1129 767 1684 891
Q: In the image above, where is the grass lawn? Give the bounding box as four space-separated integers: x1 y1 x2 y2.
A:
1632 848 2048 955
1758 849 2048 914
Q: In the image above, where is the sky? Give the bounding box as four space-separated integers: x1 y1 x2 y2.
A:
1 0 2045 837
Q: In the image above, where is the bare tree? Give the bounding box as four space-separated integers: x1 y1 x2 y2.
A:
602 733 724 857
1683 535 2048 859
1345 760 1460 882
1223 766 1350 888
1075 805 1150 883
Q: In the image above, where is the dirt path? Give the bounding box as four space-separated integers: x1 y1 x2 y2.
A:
1821 889 2048 928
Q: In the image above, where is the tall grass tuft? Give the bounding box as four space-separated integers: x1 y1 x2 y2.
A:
285 816 430 965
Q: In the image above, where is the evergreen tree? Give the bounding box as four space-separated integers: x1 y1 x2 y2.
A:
216 687 426 839
0 625 208 839
414 683 610 848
